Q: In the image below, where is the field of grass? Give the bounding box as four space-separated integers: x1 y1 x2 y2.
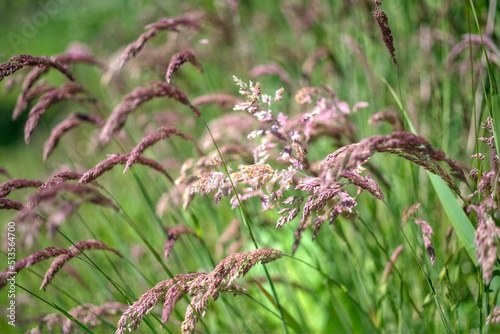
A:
0 1 499 333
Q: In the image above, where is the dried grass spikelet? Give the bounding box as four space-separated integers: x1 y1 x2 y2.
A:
0 240 121 290
182 248 283 333
28 302 127 334
119 13 203 68
116 273 202 334
340 170 384 201
0 198 24 211
0 198 43 224
0 166 10 178
372 0 398 68
248 62 293 90
24 82 86 143
0 178 43 198
192 93 243 109
163 225 198 258
165 50 202 83
43 113 105 160
0 53 75 82
80 153 173 184
40 240 121 290
116 248 283 334
401 191 434 265
414 218 436 265
230 163 275 189
124 126 193 173
99 82 200 145
369 109 404 131
468 201 500 283
381 244 403 283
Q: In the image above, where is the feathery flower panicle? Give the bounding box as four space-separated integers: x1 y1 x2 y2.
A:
0 54 75 82
40 240 122 290
163 225 198 258
0 178 43 198
182 248 283 333
26 170 101 209
119 13 203 68
230 163 275 189
165 50 202 83
340 170 384 201
29 302 127 334
468 202 500 283
80 153 173 184
116 273 202 334
190 171 228 198
402 202 421 223
0 240 121 290
43 113 105 160
99 82 199 145
125 126 193 173
24 82 86 143
192 93 243 109
372 1 398 67
116 248 283 334
414 218 436 265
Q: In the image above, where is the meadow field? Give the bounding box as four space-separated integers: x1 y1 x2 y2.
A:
0 1 499 333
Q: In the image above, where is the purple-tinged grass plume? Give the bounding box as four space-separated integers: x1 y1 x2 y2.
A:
116 248 283 334
0 240 121 290
124 126 194 173
43 113 105 160
99 82 199 145
80 153 173 184
165 50 202 83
